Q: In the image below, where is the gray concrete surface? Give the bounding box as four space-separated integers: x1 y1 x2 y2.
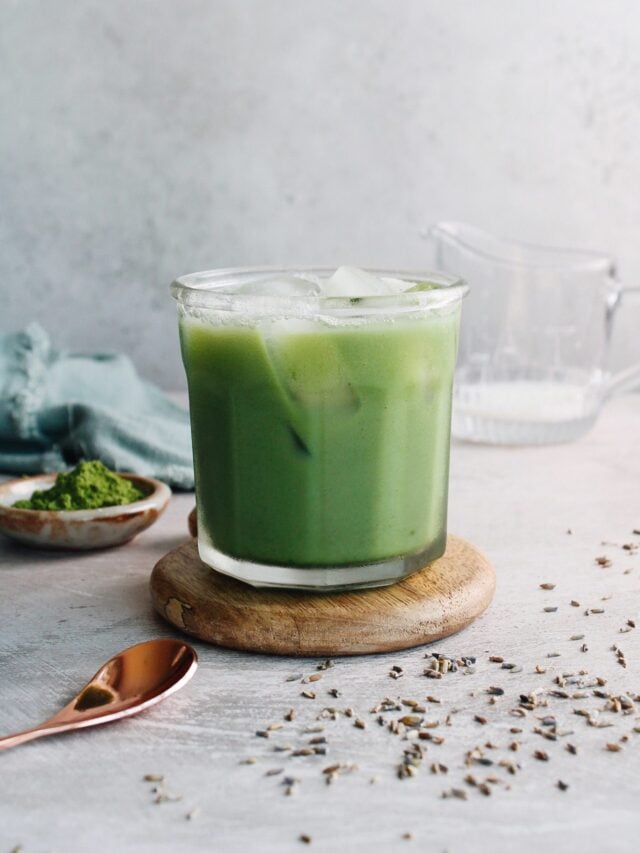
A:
1 394 639 852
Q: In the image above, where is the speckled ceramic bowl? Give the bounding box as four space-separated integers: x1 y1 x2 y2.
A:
0 473 171 550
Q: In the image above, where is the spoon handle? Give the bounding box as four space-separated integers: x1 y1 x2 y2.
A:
0 723 65 752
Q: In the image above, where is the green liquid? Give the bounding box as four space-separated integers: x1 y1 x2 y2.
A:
181 311 459 567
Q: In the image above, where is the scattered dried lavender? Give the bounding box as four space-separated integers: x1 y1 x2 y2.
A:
238 523 639 811
143 774 183 806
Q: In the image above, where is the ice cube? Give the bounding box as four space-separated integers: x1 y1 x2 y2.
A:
320 266 400 297
380 275 414 294
264 325 360 412
236 274 321 297
403 280 440 293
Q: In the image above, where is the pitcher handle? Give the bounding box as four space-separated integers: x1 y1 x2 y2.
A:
606 285 640 398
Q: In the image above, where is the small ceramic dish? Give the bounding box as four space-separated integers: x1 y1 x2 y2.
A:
0 473 171 550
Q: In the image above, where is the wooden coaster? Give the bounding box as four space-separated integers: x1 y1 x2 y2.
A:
149 537 495 656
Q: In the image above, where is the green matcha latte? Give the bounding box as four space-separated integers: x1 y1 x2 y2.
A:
173 267 467 590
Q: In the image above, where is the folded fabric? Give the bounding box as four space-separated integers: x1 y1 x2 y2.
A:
0 324 194 489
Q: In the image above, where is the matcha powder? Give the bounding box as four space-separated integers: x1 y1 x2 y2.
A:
14 461 146 511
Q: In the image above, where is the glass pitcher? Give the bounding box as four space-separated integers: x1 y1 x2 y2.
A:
426 222 640 444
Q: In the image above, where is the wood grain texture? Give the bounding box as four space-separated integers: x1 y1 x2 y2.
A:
149 536 495 655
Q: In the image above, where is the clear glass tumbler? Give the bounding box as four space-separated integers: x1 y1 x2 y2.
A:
172 267 467 590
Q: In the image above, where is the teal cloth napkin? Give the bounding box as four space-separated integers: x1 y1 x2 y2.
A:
0 324 193 489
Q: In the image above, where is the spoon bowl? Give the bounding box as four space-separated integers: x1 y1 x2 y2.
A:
0 639 197 751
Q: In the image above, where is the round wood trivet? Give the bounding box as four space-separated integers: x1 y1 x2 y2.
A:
149 537 495 656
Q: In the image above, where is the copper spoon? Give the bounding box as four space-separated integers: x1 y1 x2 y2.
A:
0 638 197 752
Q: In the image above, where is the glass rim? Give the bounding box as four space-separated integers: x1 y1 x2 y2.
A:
171 265 468 314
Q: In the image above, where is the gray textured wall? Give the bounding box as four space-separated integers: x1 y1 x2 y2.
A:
1 0 639 388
